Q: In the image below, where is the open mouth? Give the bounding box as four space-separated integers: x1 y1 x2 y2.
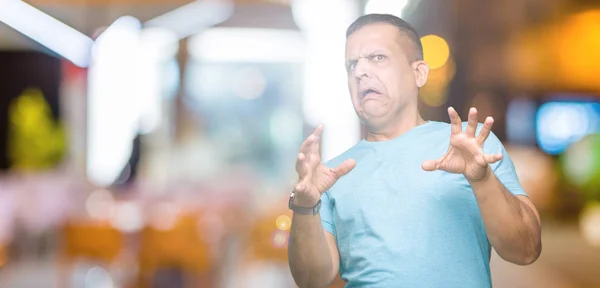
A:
361 88 382 99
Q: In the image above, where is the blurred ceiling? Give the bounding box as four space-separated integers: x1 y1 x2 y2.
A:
0 0 295 50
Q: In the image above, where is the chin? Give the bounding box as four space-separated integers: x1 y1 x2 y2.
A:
360 115 387 129
362 106 389 119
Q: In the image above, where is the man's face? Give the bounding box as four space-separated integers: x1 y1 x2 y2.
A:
345 23 425 128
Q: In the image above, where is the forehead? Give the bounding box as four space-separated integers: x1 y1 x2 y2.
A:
345 23 410 59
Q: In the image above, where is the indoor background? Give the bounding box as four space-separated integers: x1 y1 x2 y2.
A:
0 0 599 287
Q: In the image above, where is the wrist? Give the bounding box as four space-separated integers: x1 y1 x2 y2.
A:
291 193 320 208
289 192 321 215
467 166 494 185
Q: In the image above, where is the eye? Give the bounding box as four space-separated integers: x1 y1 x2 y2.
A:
373 54 386 61
348 61 357 70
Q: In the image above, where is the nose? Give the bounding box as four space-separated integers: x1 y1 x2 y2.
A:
353 58 371 80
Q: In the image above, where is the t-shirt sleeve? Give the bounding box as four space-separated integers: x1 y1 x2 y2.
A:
320 191 336 236
482 128 528 197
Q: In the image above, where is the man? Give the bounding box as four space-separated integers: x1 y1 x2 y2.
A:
287 14 542 288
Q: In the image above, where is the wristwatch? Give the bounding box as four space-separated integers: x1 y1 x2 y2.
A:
288 191 322 215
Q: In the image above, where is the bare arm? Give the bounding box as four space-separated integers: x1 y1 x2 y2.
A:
422 107 542 266
288 214 339 288
470 168 542 265
287 125 355 288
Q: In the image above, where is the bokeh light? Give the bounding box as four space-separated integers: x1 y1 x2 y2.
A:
421 35 450 70
580 202 600 247
109 201 144 233
507 10 600 92
275 215 291 231
561 134 600 196
85 189 115 220
554 10 600 91
536 102 600 155
84 266 114 288
420 56 455 107
271 230 289 249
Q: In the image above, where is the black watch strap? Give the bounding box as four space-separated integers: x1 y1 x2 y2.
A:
288 192 321 215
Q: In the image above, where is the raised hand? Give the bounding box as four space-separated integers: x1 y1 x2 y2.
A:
421 107 502 182
293 125 356 207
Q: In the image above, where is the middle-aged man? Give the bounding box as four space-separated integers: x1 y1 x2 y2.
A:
287 14 542 288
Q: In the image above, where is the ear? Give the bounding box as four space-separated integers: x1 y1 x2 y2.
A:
412 60 429 88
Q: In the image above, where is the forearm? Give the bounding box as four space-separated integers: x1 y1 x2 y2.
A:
469 167 542 265
288 213 336 288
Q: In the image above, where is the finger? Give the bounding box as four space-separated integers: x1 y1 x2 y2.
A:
421 159 441 171
311 125 324 157
312 124 324 138
298 125 323 153
448 107 462 135
331 159 356 178
465 107 478 137
299 134 315 154
294 181 307 193
484 153 503 165
295 153 308 176
477 117 494 146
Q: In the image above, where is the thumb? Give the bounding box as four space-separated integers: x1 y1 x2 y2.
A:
421 159 440 171
332 159 356 178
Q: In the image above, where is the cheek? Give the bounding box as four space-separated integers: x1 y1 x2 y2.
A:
347 77 357 92
386 68 415 93
348 78 359 100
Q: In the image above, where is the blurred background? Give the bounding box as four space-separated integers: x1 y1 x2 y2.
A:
0 0 599 287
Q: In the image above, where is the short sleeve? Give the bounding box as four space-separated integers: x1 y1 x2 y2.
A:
320 192 336 236
482 129 528 197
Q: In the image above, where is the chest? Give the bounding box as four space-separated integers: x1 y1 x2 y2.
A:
328 152 482 230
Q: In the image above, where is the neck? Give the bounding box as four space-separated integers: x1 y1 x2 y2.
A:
364 110 426 142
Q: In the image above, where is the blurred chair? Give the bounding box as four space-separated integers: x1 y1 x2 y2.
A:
136 212 213 288
248 212 289 262
248 207 347 288
241 207 345 288
59 220 124 287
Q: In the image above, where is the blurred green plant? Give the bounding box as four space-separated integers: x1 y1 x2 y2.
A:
560 133 600 202
7 88 66 171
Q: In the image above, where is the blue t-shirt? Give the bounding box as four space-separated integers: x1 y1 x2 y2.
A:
321 121 526 288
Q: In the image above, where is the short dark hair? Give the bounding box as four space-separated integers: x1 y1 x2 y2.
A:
346 14 424 61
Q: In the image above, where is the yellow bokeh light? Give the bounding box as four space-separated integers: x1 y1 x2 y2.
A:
420 57 455 107
553 10 600 90
276 215 292 231
421 35 450 70
507 9 600 92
